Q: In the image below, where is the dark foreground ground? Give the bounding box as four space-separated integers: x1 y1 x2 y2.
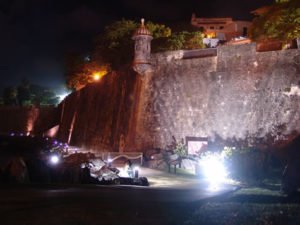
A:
0 182 236 225
186 185 300 225
0 182 300 225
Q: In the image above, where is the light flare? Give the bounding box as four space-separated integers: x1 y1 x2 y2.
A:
199 153 228 188
50 155 59 164
92 70 107 82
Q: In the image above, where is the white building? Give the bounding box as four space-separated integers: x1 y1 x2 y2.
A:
191 14 252 41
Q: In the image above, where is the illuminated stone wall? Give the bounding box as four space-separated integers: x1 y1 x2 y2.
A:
135 44 300 150
57 69 142 152
57 44 299 152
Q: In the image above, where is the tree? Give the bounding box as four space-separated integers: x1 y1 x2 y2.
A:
64 53 86 84
17 78 31 106
94 19 171 69
145 21 171 39
3 80 61 106
30 84 60 106
250 0 300 44
183 31 205 49
2 86 17 105
158 31 205 51
65 57 110 90
65 19 206 89
65 19 172 90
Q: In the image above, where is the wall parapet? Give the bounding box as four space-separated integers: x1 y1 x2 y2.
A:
152 48 217 63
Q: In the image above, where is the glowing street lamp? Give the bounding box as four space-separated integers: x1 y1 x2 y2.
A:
93 72 101 81
50 155 60 164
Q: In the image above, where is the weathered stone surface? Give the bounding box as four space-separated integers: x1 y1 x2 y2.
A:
135 44 300 150
57 69 142 152
5 44 298 153
55 45 300 152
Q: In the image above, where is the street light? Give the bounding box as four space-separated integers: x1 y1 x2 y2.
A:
93 72 101 81
50 155 59 165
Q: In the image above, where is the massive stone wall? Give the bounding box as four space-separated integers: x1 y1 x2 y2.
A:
57 69 142 152
56 44 299 152
135 44 300 150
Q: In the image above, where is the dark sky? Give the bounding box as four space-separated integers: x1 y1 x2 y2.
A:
0 0 273 93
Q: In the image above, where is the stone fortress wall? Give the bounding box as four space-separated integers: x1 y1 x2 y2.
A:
59 43 300 152
57 69 142 152
134 44 300 150
0 44 298 153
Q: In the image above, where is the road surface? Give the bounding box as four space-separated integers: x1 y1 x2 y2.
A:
0 168 237 225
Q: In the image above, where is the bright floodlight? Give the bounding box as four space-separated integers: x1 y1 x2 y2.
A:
200 153 227 185
50 155 59 164
58 91 71 102
118 167 130 177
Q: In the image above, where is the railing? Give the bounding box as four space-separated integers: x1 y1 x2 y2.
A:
100 152 143 165
63 147 143 165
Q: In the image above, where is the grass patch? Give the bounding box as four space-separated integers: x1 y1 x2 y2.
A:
184 184 300 225
184 202 300 225
172 167 197 177
160 165 198 178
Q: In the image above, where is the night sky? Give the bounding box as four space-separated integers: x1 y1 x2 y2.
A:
0 0 273 93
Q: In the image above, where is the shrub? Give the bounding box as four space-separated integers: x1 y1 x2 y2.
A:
174 141 188 157
223 146 268 183
167 136 188 157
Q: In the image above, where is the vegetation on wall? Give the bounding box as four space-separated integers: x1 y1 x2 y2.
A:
65 58 110 91
153 31 205 51
250 0 300 43
65 19 172 90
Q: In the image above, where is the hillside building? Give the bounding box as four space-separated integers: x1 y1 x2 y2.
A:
191 14 252 41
